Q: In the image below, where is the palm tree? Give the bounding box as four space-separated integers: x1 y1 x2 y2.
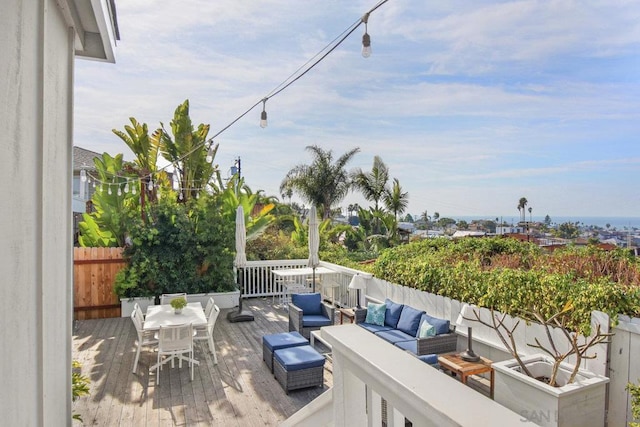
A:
383 178 409 220
517 197 528 222
280 145 360 220
352 155 390 213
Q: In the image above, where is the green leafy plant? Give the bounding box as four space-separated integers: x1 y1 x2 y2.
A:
170 297 188 310
72 360 90 422
628 380 640 427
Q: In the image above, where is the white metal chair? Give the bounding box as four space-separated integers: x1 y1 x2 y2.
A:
131 310 158 374
160 292 187 306
194 304 220 364
155 323 198 385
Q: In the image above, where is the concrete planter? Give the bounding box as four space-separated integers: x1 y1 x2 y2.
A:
120 296 155 318
120 291 240 317
493 354 609 427
187 291 240 309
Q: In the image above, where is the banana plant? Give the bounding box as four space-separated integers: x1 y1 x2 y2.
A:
219 177 275 241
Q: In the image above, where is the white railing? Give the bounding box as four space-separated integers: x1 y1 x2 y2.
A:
238 260 365 307
289 324 523 426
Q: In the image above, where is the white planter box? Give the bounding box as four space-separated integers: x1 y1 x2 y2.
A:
120 297 155 317
187 291 239 309
493 354 609 427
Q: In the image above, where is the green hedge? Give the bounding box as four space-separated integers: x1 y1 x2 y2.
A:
372 237 640 334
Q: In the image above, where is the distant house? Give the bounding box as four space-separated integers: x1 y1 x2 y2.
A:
73 146 101 213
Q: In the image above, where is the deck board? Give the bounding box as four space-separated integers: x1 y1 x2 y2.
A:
72 298 333 426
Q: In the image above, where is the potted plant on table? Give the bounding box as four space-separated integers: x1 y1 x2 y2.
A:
463 302 612 427
170 297 188 315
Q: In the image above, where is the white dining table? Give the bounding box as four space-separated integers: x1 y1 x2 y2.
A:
143 302 207 331
272 266 338 307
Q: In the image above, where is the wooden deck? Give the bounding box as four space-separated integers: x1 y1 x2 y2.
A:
72 298 332 426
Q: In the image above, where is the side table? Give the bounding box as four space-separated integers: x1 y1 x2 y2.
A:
438 353 494 398
338 308 356 324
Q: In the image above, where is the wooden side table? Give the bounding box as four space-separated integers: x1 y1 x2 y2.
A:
338 308 356 324
438 353 494 398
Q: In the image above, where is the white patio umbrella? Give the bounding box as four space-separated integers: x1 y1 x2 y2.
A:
307 205 320 292
227 205 254 322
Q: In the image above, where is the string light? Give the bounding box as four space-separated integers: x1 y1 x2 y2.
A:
80 169 87 182
124 182 129 193
206 144 215 163
260 99 268 128
147 179 154 192
361 13 371 58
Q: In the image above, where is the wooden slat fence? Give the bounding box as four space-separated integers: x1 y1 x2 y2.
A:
73 247 126 319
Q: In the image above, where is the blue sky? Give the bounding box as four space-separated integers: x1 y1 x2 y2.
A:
74 0 640 220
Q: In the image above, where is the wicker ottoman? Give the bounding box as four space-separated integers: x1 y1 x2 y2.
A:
262 331 308 373
273 345 325 394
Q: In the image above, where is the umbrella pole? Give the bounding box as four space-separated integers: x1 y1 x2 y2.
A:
312 268 316 293
227 267 254 322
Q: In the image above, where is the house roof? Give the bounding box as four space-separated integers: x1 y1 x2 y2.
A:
73 146 101 171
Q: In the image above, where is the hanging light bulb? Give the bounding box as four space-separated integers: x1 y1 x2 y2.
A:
178 191 184 201
361 13 371 58
117 186 122 196
80 169 87 182
206 143 215 163
147 179 154 192
124 181 129 193
92 180 96 188
260 98 268 128
108 185 112 195
132 184 137 195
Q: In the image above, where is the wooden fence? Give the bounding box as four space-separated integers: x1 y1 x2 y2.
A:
73 247 126 320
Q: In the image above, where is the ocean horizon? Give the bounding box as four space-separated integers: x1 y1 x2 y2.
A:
444 216 640 230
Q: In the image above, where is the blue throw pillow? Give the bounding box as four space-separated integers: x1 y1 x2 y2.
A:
396 305 425 337
291 293 322 315
384 299 404 328
420 313 450 335
417 319 436 338
365 302 386 326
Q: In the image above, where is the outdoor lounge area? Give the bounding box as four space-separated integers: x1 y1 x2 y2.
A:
72 299 333 426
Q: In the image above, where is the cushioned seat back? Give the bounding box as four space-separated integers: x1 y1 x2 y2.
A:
396 305 425 337
420 313 450 335
384 299 404 328
291 293 322 315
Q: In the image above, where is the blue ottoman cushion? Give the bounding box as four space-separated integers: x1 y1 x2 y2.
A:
302 315 333 327
274 345 325 371
263 331 308 351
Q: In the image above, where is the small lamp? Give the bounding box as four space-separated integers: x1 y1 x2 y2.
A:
348 274 368 308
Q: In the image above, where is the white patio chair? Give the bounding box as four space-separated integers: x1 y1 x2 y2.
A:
155 323 198 385
131 310 158 374
194 304 220 364
160 292 187 306
204 297 215 320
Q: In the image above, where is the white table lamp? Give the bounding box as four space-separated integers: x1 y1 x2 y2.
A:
348 274 368 308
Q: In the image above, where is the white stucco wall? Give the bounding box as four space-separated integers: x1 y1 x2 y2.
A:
1 1 74 425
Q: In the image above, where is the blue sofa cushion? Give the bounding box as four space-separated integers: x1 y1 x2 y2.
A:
302 314 333 327
420 313 450 335
365 302 386 326
292 293 322 315
358 323 394 334
274 345 325 371
396 305 425 337
394 339 418 354
384 299 404 328
416 354 439 366
263 331 308 351
375 329 415 344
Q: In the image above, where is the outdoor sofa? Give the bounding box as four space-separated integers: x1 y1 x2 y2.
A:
354 297 457 358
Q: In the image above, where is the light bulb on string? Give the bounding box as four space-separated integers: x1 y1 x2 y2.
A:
80 169 87 182
108 185 112 195
117 186 122 196
147 179 154 192
361 13 371 58
132 184 137 195
206 144 215 163
260 98 268 128
92 181 96 188
124 181 129 193
178 191 184 201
